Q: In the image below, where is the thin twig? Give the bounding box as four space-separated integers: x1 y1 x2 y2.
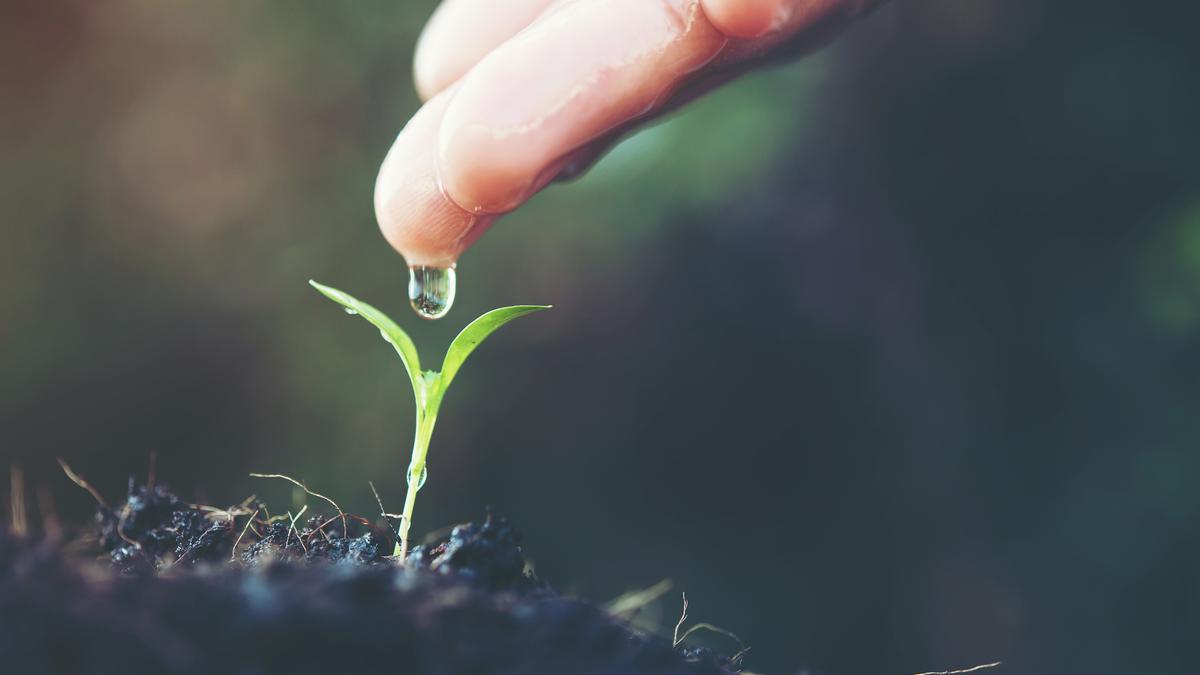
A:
189 495 261 522
307 515 341 543
368 481 404 520
284 505 308 554
369 480 387 519
250 473 347 539
369 480 405 559
191 503 257 522
283 511 294 549
671 592 745 653
914 662 1002 675
673 593 689 647
230 508 261 562
116 523 141 549
292 509 308 554
57 458 109 509
675 623 744 649
313 515 340 532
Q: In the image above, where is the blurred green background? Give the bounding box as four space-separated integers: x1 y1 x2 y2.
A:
3 1 1200 673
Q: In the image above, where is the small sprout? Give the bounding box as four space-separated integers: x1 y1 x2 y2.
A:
309 280 549 560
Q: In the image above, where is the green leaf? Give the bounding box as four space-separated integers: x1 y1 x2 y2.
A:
440 305 550 390
309 280 422 390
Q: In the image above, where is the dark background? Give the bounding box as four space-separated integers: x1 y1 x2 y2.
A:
3 1 1199 673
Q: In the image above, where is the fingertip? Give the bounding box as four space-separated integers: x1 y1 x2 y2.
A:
412 50 441 103
700 0 788 39
375 91 493 267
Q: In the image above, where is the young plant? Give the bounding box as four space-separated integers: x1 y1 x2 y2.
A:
309 280 549 560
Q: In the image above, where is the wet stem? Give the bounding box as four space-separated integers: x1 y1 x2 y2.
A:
396 373 442 560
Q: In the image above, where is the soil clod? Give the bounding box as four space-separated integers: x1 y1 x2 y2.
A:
407 509 542 592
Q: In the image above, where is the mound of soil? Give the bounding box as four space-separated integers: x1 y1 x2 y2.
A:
0 481 740 675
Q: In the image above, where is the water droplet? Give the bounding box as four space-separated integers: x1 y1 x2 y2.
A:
408 265 456 320
343 307 358 315
406 465 428 489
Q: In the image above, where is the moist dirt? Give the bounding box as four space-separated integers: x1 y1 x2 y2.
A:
0 479 741 675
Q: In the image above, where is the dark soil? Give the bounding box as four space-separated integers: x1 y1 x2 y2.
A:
0 480 741 675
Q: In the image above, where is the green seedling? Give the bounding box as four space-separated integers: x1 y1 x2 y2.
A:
309 280 549 560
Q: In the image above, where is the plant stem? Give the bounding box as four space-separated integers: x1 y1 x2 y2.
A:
396 398 438 561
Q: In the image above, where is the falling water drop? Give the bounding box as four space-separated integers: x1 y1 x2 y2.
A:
343 307 358 315
406 465 428 490
408 265 456 320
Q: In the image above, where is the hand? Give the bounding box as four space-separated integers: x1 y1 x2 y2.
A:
375 0 883 267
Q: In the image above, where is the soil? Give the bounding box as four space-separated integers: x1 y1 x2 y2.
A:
0 479 742 675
